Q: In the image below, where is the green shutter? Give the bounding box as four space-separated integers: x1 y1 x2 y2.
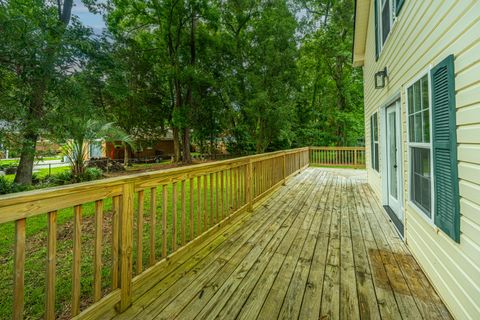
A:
374 0 379 60
431 54 460 243
396 0 405 16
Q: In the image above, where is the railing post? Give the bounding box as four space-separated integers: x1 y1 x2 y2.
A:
117 183 134 313
282 152 287 185
307 148 310 167
354 148 358 167
247 160 253 212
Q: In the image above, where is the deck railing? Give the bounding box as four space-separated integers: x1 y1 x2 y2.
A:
0 147 309 319
309 146 366 168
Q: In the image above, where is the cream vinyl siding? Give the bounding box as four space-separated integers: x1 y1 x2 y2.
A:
362 0 480 319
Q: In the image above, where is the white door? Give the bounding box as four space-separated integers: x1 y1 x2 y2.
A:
386 102 402 220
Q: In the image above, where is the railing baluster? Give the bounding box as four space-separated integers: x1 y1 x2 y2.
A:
94 201 103 302
215 172 219 223
46 211 57 319
235 167 240 211
220 171 225 219
162 185 168 257
13 218 26 320
137 192 144 274
190 177 194 241
149 188 156 266
209 173 214 225
181 180 186 246
112 196 120 289
172 182 177 252
229 168 233 212
197 176 202 234
203 175 207 228
72 205 82 317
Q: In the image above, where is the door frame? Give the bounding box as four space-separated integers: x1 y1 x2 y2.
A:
380 93 405 235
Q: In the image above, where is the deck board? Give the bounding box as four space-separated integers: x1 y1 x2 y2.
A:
112 168 452 320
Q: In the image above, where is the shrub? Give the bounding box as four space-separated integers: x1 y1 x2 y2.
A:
0 177 33 195
48 170 74 185
0 163 18 174
78 167 103 182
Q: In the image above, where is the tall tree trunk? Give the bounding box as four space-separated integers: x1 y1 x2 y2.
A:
182 129 191 163
173 127 181 162
123 142 129 166
173 78 183 163
14 0 74 185
14 82 45 185
14 132 38 185
181 11 197 164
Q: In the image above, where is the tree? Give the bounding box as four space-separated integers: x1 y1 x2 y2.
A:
0 0 94 184
293 0 364 147
49 75 135 175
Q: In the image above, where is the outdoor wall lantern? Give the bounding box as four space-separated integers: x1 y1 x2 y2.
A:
375 67 388 89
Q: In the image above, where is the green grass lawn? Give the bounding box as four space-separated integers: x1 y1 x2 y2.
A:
0 156 62 166
0 172 245 319
2 166 71 183
126 160 172 171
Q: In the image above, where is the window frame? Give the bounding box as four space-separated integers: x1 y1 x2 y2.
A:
371 112 380 172
376 0 399 56
405 68 435 225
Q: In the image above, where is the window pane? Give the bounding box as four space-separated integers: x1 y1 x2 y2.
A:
414 112 422 142
423 110 430 143
421 75 429 111
422 177 431 213
408 86 414 114
414 80 421 113
411 147 432 217
409 115 415 142
382 0 391 43
374 143 379 171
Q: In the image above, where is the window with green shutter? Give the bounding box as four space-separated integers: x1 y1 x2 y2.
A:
407 75 432 218
431 55 460 243
406 55 460 243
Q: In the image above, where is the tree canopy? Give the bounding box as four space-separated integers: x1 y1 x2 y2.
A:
0 0 364 184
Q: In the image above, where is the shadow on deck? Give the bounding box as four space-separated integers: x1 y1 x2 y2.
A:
111 168 451 320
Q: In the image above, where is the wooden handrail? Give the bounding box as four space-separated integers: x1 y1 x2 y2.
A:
2 147 310 319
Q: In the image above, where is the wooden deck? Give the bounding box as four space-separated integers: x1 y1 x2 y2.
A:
112 168 451 320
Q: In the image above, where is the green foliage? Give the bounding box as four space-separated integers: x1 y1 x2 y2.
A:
1 0 364 180
293 0 364 147
79 167 103 182
0 177 33 195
